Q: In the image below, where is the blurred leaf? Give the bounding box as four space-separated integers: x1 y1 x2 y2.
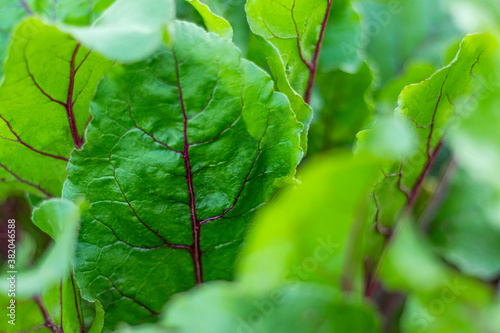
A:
60 0 176 63
0 0 115 78
356 0 461 86
63 21 302 328
185 0 233 40
376 62 436 114
0 18 112 197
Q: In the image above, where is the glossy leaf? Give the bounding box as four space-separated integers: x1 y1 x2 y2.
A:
238 153 379 293
60 0 175 63
380 221 496 333
63 21 302 328
0 0 115 77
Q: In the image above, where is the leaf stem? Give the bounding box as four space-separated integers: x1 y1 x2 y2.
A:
66 44 84 149
173 50 203 284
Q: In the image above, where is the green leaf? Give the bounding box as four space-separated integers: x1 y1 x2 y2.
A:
356 0 461 85
0 18 112 197
63 21 302 328
184 0 233 40
245 0 362 151
238 153 379 294
159 282 380 333
60 0 176 63
0 199 80 297
360 33 494 243
245 0 361 94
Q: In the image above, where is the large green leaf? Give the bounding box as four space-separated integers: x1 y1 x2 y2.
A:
380 221 497 333
60 0 175 63
0 18 112 197
63 21 302 328
0 199 80 297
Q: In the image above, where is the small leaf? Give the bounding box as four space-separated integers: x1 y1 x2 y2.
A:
64 21 302 328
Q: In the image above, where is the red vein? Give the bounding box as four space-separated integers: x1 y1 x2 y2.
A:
0 162 52 197
34 296 62 333
174 50 203 284
127 105 183 154
0 114 69 161
75 51 91 73
304 0 332 103
25 60 67 107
